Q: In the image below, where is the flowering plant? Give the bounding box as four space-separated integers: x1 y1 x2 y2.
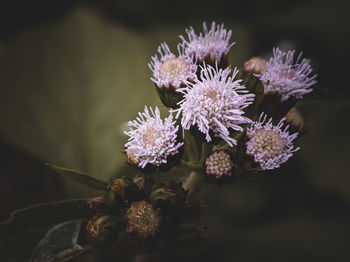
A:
0 21 316 261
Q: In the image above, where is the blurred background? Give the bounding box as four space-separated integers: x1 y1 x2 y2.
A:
0 0 349 261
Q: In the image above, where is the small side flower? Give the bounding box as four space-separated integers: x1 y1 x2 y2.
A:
255 47 317 101
180 22 235 66
125 106 183 169
149 42 197 91
246 113 299 170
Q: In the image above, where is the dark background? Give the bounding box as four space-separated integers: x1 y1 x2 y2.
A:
0 0 349 261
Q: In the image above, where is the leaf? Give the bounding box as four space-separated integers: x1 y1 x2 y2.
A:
48 163 108 191
0 199 93 238
56 245 95 262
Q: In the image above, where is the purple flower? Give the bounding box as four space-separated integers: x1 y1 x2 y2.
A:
149 42 197 90
246 113 299 170
205 150 234 179
255 47 317 101
125 106 183 168
180 22 235 63
176 64 254 146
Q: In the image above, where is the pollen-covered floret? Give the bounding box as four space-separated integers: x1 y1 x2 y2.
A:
255 47 317 101
180 22 234 63
124 106 183 168
246 113 299 170
125 201 162 239
205 150 234 179
149 42 197 90
176 64 254 146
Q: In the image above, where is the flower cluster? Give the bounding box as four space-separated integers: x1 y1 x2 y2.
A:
2 21 320 261
124 22 316 175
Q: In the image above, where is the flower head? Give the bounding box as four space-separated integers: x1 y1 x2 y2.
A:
149 42 197 90
180 22 234 64
176 64 254 146
205 150 234 179
125 201 162 239
246 113 299 170
125 106 183 168
255 47 317 101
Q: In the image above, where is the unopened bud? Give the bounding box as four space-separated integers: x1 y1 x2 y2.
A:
149 181 187 210
205 150 234 179
106 177 139 206
86 214 122 246
285 107 305 133
243 57 267 75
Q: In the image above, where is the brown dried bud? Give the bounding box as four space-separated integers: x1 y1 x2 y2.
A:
125 201 162 240
149 181 187 210
106 177 139 206
86 214 122 246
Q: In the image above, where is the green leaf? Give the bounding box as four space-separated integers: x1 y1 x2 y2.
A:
0 199 93 238
48 163 108 191
56 245 96 262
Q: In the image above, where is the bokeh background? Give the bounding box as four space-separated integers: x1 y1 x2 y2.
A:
0 0 349 261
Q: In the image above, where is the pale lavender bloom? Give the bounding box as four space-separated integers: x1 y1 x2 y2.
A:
180 22 235 62
176 64 254 146
256 47 317 101
246 113 300 170
125 106 183 168
149 42 197 90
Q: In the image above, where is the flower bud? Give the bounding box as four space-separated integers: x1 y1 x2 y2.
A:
86 214 123 246
86 195 107 212
149 181 187 210
285 107 305 133
243 57 267 75
125 201 162 240
106 177 139 206
205 150 234 179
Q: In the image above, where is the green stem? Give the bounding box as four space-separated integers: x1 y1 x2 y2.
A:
184 130 200 162
180 160 202 171
201 142 213 162
183 171 202 202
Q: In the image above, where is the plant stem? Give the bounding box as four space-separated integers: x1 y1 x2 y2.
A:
183 171 202 202
180 160 202 171
184 130 200 162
